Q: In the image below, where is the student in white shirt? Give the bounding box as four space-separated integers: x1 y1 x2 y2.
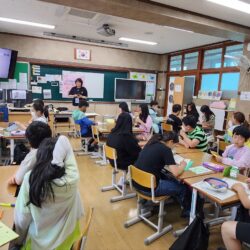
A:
8 121 52 185
16 99 49 130
12 135 83 250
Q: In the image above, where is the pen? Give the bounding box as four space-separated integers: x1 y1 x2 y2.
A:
0 203 15 207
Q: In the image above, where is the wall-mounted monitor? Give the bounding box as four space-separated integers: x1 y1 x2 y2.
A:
115 78 146 102
0 48 18 79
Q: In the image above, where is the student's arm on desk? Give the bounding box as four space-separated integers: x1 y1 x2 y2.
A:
232 183 250 209
179 130 199 149
169 161 186 177
15 121 27 130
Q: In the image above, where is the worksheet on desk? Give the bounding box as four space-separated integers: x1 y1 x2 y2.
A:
192 181 235 200
223 178 250 195
174 155 191 165
0 221 19 246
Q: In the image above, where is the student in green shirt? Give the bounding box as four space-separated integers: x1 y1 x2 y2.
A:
72 101 87 121
179 115 208 152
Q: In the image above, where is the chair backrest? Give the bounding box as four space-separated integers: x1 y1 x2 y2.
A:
72 207 94 250
104 145 117 160
129 165 156 190
219 140 230 152
162 123 172 132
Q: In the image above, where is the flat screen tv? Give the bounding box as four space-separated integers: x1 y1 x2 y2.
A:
0 48 18 79
115 78 146 102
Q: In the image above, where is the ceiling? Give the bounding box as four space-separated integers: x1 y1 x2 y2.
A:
151 0 250 27
0 0 229 54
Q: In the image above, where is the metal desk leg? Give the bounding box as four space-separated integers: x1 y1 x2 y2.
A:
10 139 14 163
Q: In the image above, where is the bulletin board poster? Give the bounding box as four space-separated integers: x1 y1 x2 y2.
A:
130 72 157 102
62 71 104 98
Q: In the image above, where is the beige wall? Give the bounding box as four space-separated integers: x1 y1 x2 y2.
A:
0 33 161 71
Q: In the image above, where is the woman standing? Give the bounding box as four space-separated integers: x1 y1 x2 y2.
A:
68 78 88 106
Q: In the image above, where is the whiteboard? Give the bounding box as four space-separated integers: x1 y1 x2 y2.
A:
62 70 104 98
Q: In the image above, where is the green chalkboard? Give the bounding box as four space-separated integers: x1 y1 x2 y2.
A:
31 64 128 102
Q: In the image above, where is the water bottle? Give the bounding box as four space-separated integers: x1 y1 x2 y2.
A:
230 166 239 179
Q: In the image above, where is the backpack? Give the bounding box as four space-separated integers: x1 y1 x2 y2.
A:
169 215 209 250
13 143 30 164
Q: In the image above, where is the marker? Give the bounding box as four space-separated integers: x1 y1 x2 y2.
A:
0 203 15 207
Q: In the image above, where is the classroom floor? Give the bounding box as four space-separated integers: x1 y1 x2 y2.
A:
70 138 225 250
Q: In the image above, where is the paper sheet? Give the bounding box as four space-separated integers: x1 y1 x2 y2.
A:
45 74 55 82
32 86 42 94
189 166 212 175
43 89 52 99
0 221 19 246
174 84 182 92
19 73 28 84
192 181 235 200
223 178 250 195
12 90 26 100
16 82 28 90
37 76 47 84
8 79 17 89
31 81 37 85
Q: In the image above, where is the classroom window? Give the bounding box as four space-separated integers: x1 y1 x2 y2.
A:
203 48 222 69
183 52 199 70
170 55 182 71
200 73 219 91
224 44 244 67
221 72 240 91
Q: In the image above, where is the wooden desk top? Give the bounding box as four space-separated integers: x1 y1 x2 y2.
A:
0 134 26 139
184 173 247 207
174 144 201 154
98 126 143 134
0 166 18 232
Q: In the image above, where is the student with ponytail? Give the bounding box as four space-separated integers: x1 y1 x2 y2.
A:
12 135 83 250
134 132 191 217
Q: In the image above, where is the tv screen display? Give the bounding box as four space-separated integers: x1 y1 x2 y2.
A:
0 48 18 79
115 79 146 101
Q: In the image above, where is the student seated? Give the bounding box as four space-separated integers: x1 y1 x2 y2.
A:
107 112 141 171
179 115 208 152
221 180 250 250
216 126 250 170
72 100 95 137
200 105 215 135
224 112 249 143
149 100 164 134
186 102 199 123
167 104 182 133
134 132 191 217
8 121 52 185
12 135 83 250
16 99 49 130
136 103 153 141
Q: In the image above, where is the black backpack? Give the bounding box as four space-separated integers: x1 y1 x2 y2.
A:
13 143 30 164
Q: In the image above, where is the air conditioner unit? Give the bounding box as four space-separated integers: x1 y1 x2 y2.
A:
97 24 115 37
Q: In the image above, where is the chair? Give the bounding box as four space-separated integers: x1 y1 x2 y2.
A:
72 207 94 250
217 139 230 153
101 145 136 202
124 165 173 245
90 125 107 165
162 123 172 133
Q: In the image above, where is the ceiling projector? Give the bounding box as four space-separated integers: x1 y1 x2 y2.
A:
97 24 115 37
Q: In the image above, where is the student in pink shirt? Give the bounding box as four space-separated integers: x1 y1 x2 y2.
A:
136 103 153 141
216 126 250 170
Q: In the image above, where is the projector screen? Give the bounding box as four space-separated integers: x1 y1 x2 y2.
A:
115 78 146 102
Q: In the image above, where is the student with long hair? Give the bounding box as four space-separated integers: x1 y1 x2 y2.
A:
136 103 153 141
8 121 52 185
107 112 141 171
186 102 199 123
200 105 215 134
12 135 83 250
119 102 130 113
134 132 191 217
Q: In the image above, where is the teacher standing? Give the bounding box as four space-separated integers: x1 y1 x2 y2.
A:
68 78 88 106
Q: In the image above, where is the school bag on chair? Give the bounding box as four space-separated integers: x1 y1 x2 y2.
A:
13 143 30 165
169 215 209 250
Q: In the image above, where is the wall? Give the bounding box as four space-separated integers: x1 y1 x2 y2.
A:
0 33 161 71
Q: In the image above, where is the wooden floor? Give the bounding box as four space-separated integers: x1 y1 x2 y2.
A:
71 138 224 250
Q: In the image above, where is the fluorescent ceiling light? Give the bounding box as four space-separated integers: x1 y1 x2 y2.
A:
207 0 250 14
119 37 157 45
0 17 55 29
164 26 194 33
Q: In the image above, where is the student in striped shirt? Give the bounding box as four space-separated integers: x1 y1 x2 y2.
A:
179 115 208 152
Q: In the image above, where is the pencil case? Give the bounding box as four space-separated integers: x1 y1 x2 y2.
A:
202 162 224 172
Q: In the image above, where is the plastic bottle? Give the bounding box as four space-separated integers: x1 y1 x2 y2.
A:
230 166 239 179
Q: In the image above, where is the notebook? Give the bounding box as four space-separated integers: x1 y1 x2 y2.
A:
0 221 19 246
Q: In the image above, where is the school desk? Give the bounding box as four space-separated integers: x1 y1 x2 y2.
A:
174 144 201 154
0 135 26 163
174 173 247 237
98 126 144 135
0 166 18 250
